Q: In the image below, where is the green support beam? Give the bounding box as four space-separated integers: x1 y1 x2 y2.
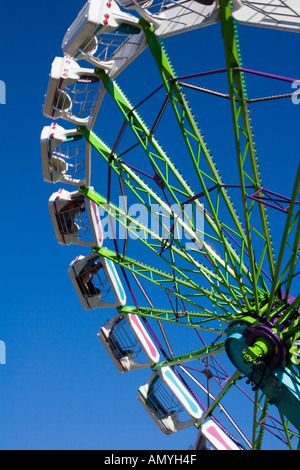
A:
219 0 276 312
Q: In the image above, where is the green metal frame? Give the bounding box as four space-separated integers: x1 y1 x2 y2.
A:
74 0 300 449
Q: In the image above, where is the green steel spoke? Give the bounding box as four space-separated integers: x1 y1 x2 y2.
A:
251 392 298 450
195 369 241 428
96 69 251 273
277 294 300 352
252 391 269 450
269 294 300 339
180 366 250 448
94 68 191 208
94 245 241 314
252 389 260 450
220 0 276 311
151 342 225 369
139 18 255 306
282 212 300 301
279 213 300 297
80 185 239 309
119 305 234 332
93 69 256 308
79 126 249 310
279 412 294 450
193 369 252 447
265 165 300 317
79 127 205 251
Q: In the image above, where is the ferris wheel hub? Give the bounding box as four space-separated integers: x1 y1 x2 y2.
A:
225 320 300 431
226 320 287 371
243 323 287 370
242 336 274 366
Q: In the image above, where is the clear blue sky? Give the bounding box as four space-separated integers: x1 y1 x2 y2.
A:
0 0 299 450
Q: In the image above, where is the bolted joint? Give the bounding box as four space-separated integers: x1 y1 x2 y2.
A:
242 337 273 365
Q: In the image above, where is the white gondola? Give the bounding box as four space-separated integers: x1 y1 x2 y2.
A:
116 0 153 9
116 0 219 38
62 0 146 81
41 123 90 186
232 0 300 32
43 56 103 126
62 0 141 65
68 253 127 310
48 189 103 247
61 0 218 81
98 312 160 372
137 366 203 435
199 420 241 451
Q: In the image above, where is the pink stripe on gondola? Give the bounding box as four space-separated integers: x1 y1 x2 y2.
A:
206 426 234 450
129 314 158 360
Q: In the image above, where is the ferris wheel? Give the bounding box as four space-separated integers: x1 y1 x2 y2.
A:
41 0 300 450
